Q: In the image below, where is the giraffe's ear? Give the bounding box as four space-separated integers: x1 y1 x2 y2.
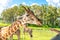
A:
22 6 28 12
22 6 34 15
22 6 30 14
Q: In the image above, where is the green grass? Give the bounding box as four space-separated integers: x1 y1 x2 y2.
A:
12 27 57 40
0 22 10 27
0 22 58 40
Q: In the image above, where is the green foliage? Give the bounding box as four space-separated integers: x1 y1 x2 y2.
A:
28 24 41 27
42 24 49 28
0 23 10 27
1 5 25 23
1 4 60 27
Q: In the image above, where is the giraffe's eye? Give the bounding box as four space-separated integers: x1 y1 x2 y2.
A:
26 14 29 16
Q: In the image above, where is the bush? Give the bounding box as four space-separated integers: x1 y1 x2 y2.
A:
0 23 10 27
42 24 49 28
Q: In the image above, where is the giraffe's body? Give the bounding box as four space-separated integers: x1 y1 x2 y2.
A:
0 20 21 40
0 26 20 40
0 6 42 40
10 29 20 40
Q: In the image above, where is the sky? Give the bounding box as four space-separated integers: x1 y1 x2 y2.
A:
0 0 60 15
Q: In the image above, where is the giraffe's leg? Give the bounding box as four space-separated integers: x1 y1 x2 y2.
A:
28 29 33 40
17 33 20 40
16 29 20 40
23 23 33 37
10 35 13 40
29 29 33 38
23 28 25 35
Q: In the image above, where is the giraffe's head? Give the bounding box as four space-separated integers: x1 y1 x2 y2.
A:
22 6 42 26
17 6 42 26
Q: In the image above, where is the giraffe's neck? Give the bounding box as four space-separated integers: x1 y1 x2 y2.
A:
1 20 21 40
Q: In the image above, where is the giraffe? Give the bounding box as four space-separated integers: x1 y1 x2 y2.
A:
9 6 42 40
50 28 60 40
0 6 42 40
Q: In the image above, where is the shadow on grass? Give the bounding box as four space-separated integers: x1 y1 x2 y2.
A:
9 38 23 40
13 39 17 40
